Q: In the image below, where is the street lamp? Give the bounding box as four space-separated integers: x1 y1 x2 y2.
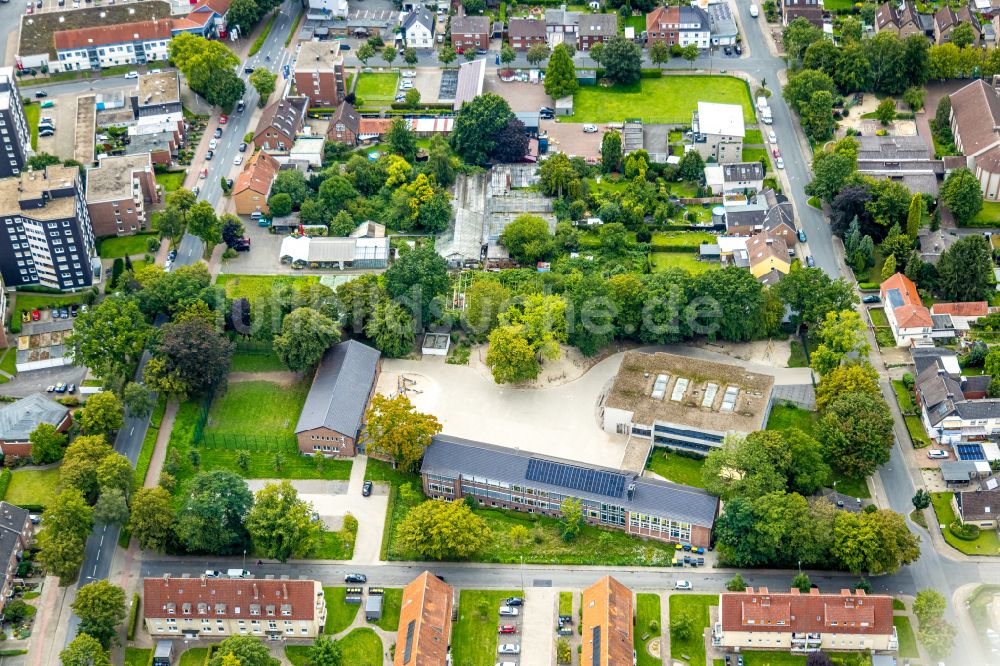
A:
243 549 247 571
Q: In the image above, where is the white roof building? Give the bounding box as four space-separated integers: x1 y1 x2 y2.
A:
696 102 745 137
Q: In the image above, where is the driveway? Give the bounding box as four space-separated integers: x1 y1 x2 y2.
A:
244 456 387 564
519 589 556 666
377 355 630 468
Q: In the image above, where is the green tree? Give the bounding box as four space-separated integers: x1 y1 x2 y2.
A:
308 636 342 666
905 193 923 239
880 253 897 280
937 233 994 301
670 612 694 641
227 0 262 35
815 363 881 411
122 382 156 417
29 422 67 464
544 43 578 99
79 391 124 439
500 44 516 67
783 17 823 62
128 486 175 552
384 245 449 325
867 31 906 95
913 589 946 625
385 117 417 162
364 394 442 471
649 40 670 67
500 214 552 265
588 41 605 65
175 470 253 555
806 140 857 203
601 131 623 173
68 298 154 385
71 580 126 647
832 508 920 574
703 430 829 500
186 200 222 245
681 43 699 68
950 21 975 48
268 192 292 217
783 68 836 112
97 452 135 498
874 97 897 125
602 35 642 85
249 68 277 107
485 324 541 383
382 46 398 67
132 262 212 318
538 152 581 198
144 318 232 399
404 87 421 109
450 93 515 165
61 435 113 503
809 310 870 376
427 134 456 187
464 280 512 337
559 497 583 541
357 42 376 65
526 43 550 67
835 42 872 92
677 149 705 182
403 47 418 65
694 267 769 342
273 307 340 372
438 44 457 66
918 619 956 660
726 574 746 591
169 33 244 109
61 634 111 666
803 90 834 141
37 488 94 585
792 572 811 593
941 166 983 225
803 39 839 76
364 299 415 357
395 499 492 559
903 86 925 112
245 481 321 562
818 391 894 478
207 636 280 666
270 169 309 208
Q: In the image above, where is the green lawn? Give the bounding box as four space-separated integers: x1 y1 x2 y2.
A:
738 653 805 665
569 76 754 124
0 348 16 383
24 103 39 151
651 251 719 274
827 470 870 499
373 588 402 632
323 587 361 634
178 648 209 666
904 415 929 448
155 171 186 193
744 129 764 144
559 591 572 616
285 646 309 666
742 147 770 172
135 395 167 486
216 274 319 301
354 73 399 105
931 492 1000 555
338 628 381 666
452 590 522 666
892 598 906 611
205 380 307 436
11 292 83 319
97 234 155 258
124 648 152 666
787 339 808 368
669 594 716 665
623 14 645 31
766 403 818 431
5 468 61 508
646 450 705 487
307 518 357 559
651 231 717 248
894 615 919 658
965 201 1000 227
230 349 287 373
892 380 915 412
634 593 662 666
868 307 889 327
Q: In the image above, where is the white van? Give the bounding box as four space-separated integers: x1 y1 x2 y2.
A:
227 568 250 578
749 3 759 17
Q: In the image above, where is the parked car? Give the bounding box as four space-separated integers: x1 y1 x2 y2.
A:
199 168 208 179
498 606 519 616
209 138 218 150
214 128 223 138
362 481 373 497
219 115 228 125
31 309 40 321
723 46 732 56
582 124 598 133
226 178 234 189
395 95 407 102
70 304 79 316
192 186 200 196
282 64 290 78
400 81 414 90
497 645 520 655
167 249 177 261
862 294 881 303
38 129 54 137
54 383 67 393
237 100 246 113
244 67 255 74
20 310 29 323
797 229 806 243
504 597 523 607
776 157 784 169
235 238 251 252
234 154 243 165
239 142 248 152
59 306 69 318
767 130 777 143
674 580 693 590
734 44 742 55
927 449 949 459
402 70 416 78
345 573 367 583
339 43 351 50
204 570 222 578
124 71 139 79
498 625 517 634
46 386 55 393
806 256 815 268
205 150 214 160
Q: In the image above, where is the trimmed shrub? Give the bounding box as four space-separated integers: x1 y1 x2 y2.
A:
127 592 141 640
0 469 11 501
949 521 980 541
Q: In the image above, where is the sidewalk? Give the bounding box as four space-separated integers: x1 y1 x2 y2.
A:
144 399 178 489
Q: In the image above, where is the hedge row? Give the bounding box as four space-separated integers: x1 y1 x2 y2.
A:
127 593 141 641
949 521 980 541
0 469 11 501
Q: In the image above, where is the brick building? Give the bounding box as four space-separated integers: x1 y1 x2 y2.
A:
508 18 547 50
293 42 347 108
0 392 71 459
582 576 633 666
85 153 159 237
394 572 454 666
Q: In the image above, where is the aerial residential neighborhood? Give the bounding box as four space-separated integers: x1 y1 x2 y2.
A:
1 0 1000 663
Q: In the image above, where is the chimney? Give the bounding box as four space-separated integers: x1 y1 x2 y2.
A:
253 584 259 600
627 483 636 501
200 575 207 586
163 573 170 586
938 367 946 376
283 583 288 600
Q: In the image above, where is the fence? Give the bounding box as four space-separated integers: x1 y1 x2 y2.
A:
199 432 297 452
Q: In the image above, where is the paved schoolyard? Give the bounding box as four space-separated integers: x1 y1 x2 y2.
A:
378 355 630 468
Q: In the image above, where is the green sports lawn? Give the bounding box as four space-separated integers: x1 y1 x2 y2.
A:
124 649 152 666
354 73 399 105
569 76 755 124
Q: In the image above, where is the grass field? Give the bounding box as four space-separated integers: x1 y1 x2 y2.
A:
373 588 402 631
742 147 770 172
355 73 399 105
124 648 152 666
307 518 357 559
451 590 522 666
338 628 381 665
965 201 1000 228
787 339 808 367
766 403 818 431
904 414 929 448
669 594 716 665
205 380 307 437
216 274 319 301
0 348 16 383
24 103 40 151
155 171 186 193
868 307 889 327
323 587 361 634
651 251 719 274
828 470 870 499
623 14 645 31
6 468 61 508
285 646 310 666
178 648 209 666
894 615 919 658
98 234 154 258
634 593 662 666
892 380 915 413
651 231 717 248
647 450 705 487
744 129 764 144
931 492 1000 555
569 76 754 124
230 349 287 373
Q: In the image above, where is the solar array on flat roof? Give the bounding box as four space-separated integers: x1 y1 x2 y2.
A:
526 458 627 498
702 383 719 408
671 378 689 402
957 443 986 461
720 386 739 412
651 374 669 401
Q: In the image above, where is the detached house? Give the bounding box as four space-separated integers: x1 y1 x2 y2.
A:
508 18 547 50
232 150 279 216
328 102 361 145
782 0 824 27
451 10 490 51
934 6 981 44
880 273 932 346
645 5 710 48
545 7 580 48
577 14 617 50
253 96 308 154
949 78 1000 199
874 1 923 37
0 393 71 459
402 7 436 49
691 101 744 164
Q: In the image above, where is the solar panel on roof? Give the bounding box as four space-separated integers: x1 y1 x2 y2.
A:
526 458 627 498
957 444 986 461
886 288 904 310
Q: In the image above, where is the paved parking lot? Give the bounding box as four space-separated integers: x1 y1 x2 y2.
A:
33 93 78 159
413 68 442 104
483 75 553 112
542 120 602 160
520 589 556 666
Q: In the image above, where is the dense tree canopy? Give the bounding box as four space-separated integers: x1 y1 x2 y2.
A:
176 471 253 555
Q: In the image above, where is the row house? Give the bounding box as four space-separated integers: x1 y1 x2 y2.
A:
874 1 924 38
0 393 71 459
577 14 617 50
233 150 279 216
0 503 33 617
252 97 308 154
53 20 173 72
934 5 981 45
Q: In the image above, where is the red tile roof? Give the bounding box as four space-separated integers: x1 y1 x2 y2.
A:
881 272 932 328
394 572 453 666
233 150 279 196
646 5 679 31
720 588 894 636
582 576 633 666
931 302 989 317
143 577 321 622
895 305 933 329
54 19 174 51
359 118 393 136
880 272 921 306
